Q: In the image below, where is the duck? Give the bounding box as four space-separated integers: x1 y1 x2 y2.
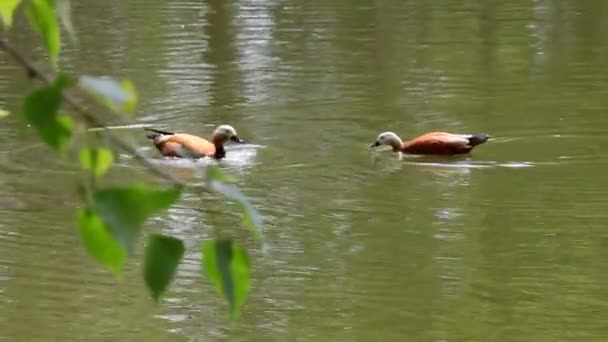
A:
144 124 245 159
370 131 489 155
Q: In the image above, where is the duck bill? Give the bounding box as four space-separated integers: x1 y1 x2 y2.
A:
370 141 381 148
230 135 246 143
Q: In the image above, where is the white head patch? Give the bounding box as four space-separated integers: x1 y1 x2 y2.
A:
376 131 401 145
216 124 237 137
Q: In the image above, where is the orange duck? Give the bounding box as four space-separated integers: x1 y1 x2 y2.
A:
145 124 245 159
371 131 489 155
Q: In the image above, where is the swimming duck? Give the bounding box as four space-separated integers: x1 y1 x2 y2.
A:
371 131 489 155
145 124 245 159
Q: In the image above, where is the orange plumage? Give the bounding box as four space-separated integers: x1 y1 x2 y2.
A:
371 131 489 155
145 124 245 159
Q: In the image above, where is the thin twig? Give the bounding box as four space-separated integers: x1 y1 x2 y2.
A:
0 38 198 189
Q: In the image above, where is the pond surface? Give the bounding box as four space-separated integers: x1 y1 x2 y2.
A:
2 0 608 341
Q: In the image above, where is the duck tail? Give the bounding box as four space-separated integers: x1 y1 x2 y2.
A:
468 133 490 146
144 128 174 140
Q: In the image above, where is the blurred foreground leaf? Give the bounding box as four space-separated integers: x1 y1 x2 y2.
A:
93 185 181 254
79 76 138 114
206 166 263 242
77 208 126 276
80 147 113 179
144 234 184 301
202 240 250 319
206 165 235 183
26 0 60 67
0 0 21 28
21 74 73 151
56 0 75 40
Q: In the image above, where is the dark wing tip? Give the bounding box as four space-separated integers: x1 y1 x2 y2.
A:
144 127 175 135
468 133 490 146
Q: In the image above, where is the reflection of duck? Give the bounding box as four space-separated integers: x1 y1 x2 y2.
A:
371 131 490 155
145 124 245 159
410 162 474 179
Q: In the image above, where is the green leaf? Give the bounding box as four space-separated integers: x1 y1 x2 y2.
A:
206 165 235 183
79 147 113 179
0 108 9 118
78 76 138 114
143 234 184 301
21 74 73 151
26 0 61 67
0 0 21 28
202 240 250 319
77 208 126 276
93 185 181 254
55 0 75 41
209 180 263 242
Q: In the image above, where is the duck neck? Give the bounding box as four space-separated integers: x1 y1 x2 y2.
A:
389 139 404 152
213 142 226 159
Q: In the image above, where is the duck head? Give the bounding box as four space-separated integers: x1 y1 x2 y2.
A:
370 131 404 152
212 124 246 144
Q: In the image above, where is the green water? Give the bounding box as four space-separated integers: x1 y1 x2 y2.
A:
2 0 608 341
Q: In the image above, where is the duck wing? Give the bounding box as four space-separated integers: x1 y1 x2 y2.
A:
146 128 216 157
402 132 479 155
144 128 175 140
159 133 216 157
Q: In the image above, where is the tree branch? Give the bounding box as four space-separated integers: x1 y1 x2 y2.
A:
0 38 194 188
